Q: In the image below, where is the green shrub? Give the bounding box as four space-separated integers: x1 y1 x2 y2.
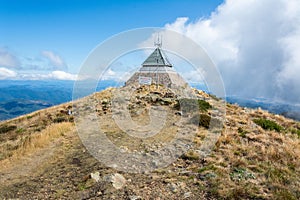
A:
69 116 74 123
53 117 67 123
174 98 212 113
199 114 212 128
290 128 300 138
0 125 17 134
190 114 223 129
198 164 217 173
181 150 199 160
198 99 213 112
16 128 25 134
253 118 283 132
174 98 197 113
190 114 210 128
230 167 256 181
238 127 248 138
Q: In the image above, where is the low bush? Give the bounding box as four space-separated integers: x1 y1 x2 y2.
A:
190 114 223 129
181 150 199 160
198 99 213 112
199 114 212 128
230 167 256 181
198 164 217 173
290 128 300 138
0 125 17 134
238 127 248 138
174 98 212 113
253 118 283 132
53 117 67 123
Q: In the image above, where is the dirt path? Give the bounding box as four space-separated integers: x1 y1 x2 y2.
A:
0 127 75 187
0 140 57 184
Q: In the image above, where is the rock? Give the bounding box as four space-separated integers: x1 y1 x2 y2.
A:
164 92 175 98
169 183 178 193
175 111 182 116
119 146 129 153
162 98 173 105
129 195 142 200
164 178 177 183
184 192 192 198
90 172 100 182
151 174 160 180
105 173 126 189
151 95 159 103
102 98 109 104
178 182 187 189
71 157 81 166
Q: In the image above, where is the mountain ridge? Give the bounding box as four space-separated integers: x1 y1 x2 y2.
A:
0 85 299 199
1 80 300 122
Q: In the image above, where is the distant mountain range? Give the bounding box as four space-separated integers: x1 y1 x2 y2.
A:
0 80 299 121
0 99 52 120
226 96 300 121
0 80 120 121
190 82 300 121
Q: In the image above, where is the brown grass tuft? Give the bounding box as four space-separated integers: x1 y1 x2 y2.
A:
1 122 73 166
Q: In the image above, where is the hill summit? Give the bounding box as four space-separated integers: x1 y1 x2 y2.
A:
0 85 299 199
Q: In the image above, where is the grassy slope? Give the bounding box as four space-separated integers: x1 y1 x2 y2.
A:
0 86 299 199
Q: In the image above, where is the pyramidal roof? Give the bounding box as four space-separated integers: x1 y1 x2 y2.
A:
142 48 172 67
125 46 187 88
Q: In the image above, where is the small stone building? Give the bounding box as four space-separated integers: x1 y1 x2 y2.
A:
125 47 187 88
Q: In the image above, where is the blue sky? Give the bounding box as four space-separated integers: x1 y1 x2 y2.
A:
1 0 300 103
0 0 223 74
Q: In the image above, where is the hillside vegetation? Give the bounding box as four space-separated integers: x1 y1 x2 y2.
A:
0 85 299 199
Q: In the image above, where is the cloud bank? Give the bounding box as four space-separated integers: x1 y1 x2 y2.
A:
0 48 76 80
0 69 78 80
22 50 68 71
0 48 20 69
41 50 67 70
48 71 77 80
0 67 17 79
0 48 68 71
165 0 300 103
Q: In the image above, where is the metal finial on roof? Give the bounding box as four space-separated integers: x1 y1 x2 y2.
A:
154 34 162 48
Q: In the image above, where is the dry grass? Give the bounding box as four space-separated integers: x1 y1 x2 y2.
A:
0 86 299 199
1 122 73 167
186 99 300 199
0 100 74 162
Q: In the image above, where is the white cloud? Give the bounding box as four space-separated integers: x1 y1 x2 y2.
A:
105 68 116 76
164 0 300 103
41 50 67 70
180 69 205 83
0 48 20 68
0 48 78 80
15 70 79 80
0 48 68 71
100 68 132 82
47 71 78 80
0 67 17 79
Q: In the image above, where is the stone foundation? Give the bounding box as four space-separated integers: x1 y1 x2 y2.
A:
125 72 187 88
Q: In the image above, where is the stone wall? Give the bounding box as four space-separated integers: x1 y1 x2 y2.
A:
125 72 187 88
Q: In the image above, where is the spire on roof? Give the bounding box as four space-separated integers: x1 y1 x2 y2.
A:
154 34 162 48
142 35 172 67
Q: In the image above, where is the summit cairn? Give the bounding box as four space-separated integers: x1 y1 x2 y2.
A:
125 37 187 88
